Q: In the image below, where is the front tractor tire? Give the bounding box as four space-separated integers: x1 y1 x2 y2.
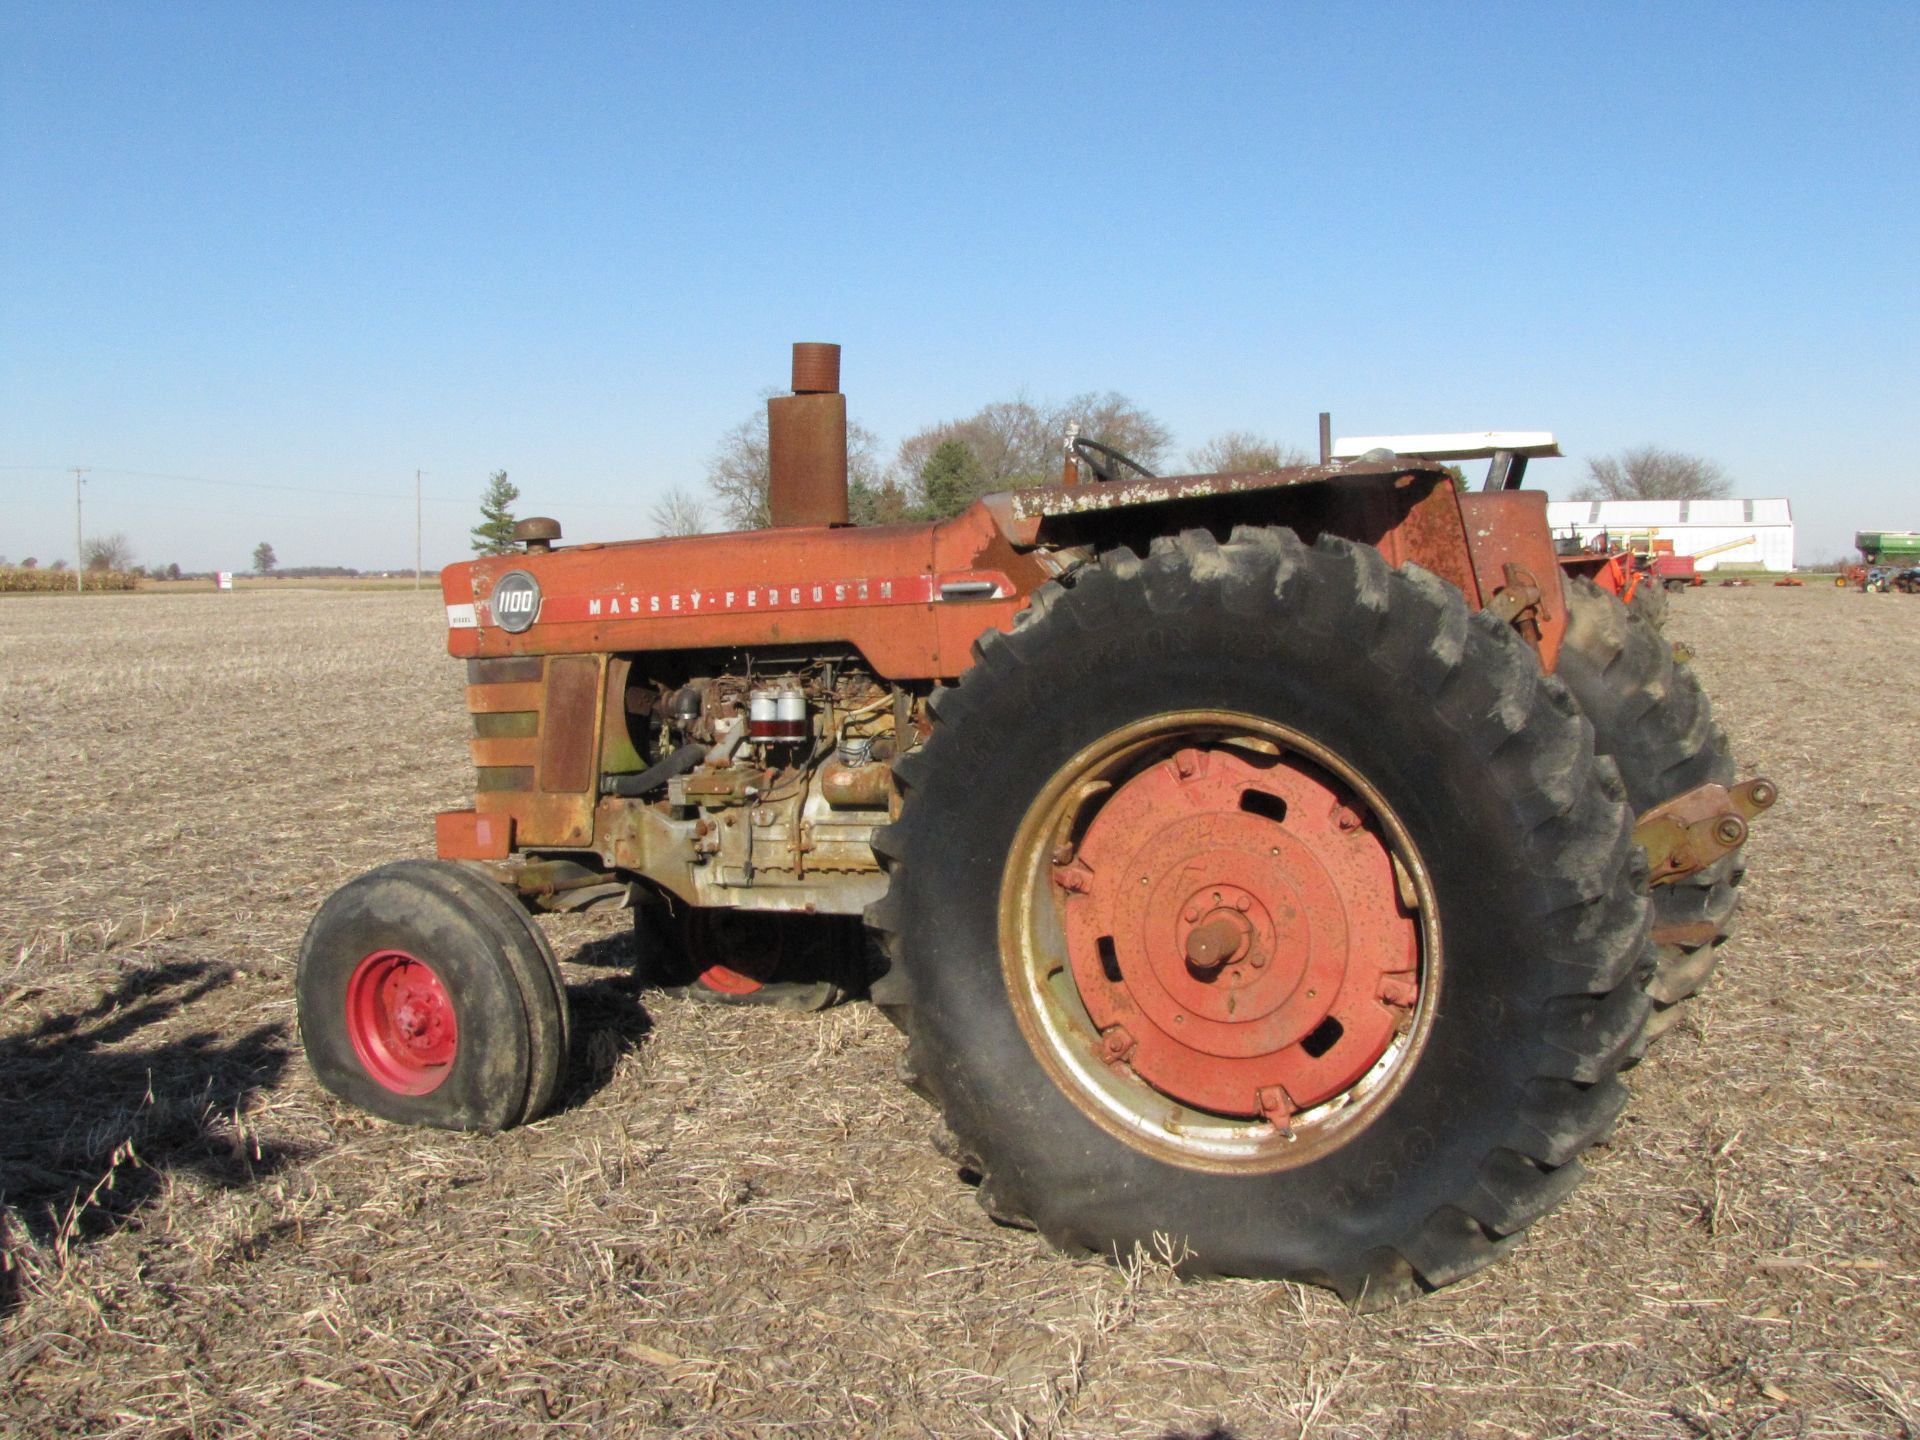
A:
297 860 570 1131
870 529 1654 1306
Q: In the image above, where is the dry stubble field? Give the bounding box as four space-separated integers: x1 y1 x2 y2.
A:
1 583 1915 1439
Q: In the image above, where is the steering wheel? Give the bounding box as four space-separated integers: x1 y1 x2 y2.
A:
1072 436 1159 484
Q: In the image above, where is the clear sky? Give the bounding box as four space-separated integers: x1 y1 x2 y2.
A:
3 2 1914 572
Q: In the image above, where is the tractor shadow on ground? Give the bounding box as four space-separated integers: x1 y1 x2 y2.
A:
0 960 299 1316
535 916 870 1116
549 932 657 1116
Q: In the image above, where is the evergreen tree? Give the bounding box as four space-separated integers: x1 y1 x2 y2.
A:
471 471 521 555
916 439 985 520
849 473 912 526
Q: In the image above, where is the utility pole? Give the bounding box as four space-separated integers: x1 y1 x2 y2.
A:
71 467 88 593
415 469 424 590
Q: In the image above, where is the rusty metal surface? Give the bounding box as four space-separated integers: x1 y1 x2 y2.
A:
460 653 607 848
445 459 1540 687
536 656 602 795
789 342 841 395
596 795 884 914
470 736 539 769
476 788 598 848
1373 476 1484 605
512 516 562 551
465 681 543 714
819 757 893 809
1058 744 1417 1119
768 342 848 528
468 655 544 684
1636 778 1778 886
1482 564 1546 650
1006 456 1439 524
767 391 849 528
1457 491 1569 670
447 502 1044 680
436 809 513 861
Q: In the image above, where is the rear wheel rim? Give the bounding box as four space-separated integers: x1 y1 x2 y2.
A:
345 949 458 1095
1001 712 1439 1172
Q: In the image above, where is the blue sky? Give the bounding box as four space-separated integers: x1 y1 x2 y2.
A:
3 2 1914 571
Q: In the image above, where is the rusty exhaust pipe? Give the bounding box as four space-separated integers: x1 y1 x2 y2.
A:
766 342 848 528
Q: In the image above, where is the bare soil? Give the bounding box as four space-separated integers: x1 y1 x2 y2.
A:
2 584 1915 1439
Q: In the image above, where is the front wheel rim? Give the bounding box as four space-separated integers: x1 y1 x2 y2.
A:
1000 712 1441 1173
345 949 459 1095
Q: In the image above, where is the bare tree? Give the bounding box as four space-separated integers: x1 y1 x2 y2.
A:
648 486 710 537
1184 432 1311 474
706 404 885 530
1574 445 1731 501
82 533 135 571
893 392 1173 516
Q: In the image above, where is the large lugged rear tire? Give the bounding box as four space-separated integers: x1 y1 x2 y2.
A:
1627 577 1669 629
869 529 1654 1306
298 860 569 1131
1554 575 1743 1045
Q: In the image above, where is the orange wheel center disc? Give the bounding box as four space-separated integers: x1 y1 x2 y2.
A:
1057 746 1418 1119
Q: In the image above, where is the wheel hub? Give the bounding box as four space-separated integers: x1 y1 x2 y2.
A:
345 950 458 1096
1057 745 1418 1119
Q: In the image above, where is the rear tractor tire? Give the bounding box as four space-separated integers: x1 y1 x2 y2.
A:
297 860 570 1131
1554 575 1744 1046
1626 578 1669 629
869 528 1654 1306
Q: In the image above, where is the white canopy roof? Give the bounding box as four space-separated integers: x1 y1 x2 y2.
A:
1331 432 1562 461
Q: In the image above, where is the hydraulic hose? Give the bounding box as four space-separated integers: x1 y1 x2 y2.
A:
601 741 708 798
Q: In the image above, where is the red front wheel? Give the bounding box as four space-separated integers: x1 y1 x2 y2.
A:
298 861 569 1131
344 950 460 1095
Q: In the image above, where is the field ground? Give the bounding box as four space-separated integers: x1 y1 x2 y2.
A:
138 575 432 593
1 584 1915 1438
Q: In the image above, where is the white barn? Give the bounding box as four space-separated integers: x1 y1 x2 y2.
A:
1544 498 1795 573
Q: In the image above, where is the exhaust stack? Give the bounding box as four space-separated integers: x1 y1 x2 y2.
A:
767 342 848 528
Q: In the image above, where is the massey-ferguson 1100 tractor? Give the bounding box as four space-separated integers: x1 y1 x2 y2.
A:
297 344 1772 1306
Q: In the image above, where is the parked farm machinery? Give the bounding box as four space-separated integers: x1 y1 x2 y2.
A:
296 345 1773 1307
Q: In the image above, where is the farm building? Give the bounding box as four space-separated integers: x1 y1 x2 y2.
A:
1544 498 1795 572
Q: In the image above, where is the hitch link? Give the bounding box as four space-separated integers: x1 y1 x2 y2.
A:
1634 778 1777 887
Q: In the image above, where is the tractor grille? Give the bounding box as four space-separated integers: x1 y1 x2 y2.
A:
467 655 544 791
465 654 604 847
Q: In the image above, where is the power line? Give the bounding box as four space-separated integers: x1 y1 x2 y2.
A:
2 463 469 505
0 462 659 513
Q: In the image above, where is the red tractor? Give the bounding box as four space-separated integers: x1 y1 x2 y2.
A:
297 345 1771 1307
